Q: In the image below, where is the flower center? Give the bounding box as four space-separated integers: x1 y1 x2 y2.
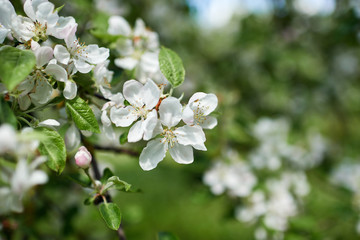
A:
161 128 177 148
33 21 48 41
193 102 208 124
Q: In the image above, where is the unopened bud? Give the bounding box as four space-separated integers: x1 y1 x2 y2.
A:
75 146 92 169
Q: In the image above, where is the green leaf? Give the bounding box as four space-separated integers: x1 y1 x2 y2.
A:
99 202 121 230
119 131 128 145
54 4 65 12
102 176 132 193
37 127 66 174
157 232 180 240
159 47 185 88
0 46 36 91
65 96 100 133
0 97 17 127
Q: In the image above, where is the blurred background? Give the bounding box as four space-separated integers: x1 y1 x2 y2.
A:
5 0 360 239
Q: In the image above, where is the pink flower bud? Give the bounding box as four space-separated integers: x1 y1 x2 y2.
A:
75 146 92 169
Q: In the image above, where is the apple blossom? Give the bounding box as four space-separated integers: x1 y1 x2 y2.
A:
75 146 92 169
139 97 207 171
110 79 161 142
182 92 218 129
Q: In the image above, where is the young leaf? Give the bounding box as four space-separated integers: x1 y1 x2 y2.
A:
102 176 132 193
119 131 128 145
0 97 17 127
99 202 121 230
159 47 185 88
0 46 36 91
65 96 100 133
37 127 67 174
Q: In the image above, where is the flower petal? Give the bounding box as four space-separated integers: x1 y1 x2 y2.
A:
34 46 53 67
123 80 143 107
38 119 60 127
63 80 77 100
54 44 70 65
84 45 110 65
139 139 167 171
114 57 139 70
108 16 131 36
44 63 67 82
142 78 160 110
110 106 138 127
201 116 217 129
143 109 159 140
128 120 144 143
190 93 218 116
159 97 182 128
29 80 53 105
169 143 194 164
182 104 195 125
74 59 93 73
0 0 16 28
174 125 207 151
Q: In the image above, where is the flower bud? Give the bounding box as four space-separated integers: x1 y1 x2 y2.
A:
75 146 92 169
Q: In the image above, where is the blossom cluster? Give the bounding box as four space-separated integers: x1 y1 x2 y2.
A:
0 0 110 110
203 118 326 239
0 124 48 214
102 78 218 170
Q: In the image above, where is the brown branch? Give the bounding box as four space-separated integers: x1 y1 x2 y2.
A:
93 145 140 157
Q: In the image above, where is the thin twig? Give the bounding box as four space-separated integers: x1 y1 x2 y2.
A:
94 145 139 157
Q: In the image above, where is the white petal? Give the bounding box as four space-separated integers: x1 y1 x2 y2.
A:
17 78 35 96
74 59 93 73
123 80 143 107
182 104 195 125
108 16 131 36
84 45 109 65
0 0 16 28
190 93 218 116
142 78 160 110
30 80 53 105
63 80 77 100
18 95 31 110
128 121 144 143
34 46 53 67
174 125 207 151
200 116 217 129
169 143 194 164
133 18 146 36
143 110 159 140
159 97 182 128
189 92 207 104
101 110 111 126
11 16 34 42
49 16 77 39
36 2 58 26
38 119 60 127
114 57 139 70
29 170 48 186
139 52 159 73
65 124 80 151
101 124 116 142
54 44 70 64
44 63 67 82
139 139 167 171
110 106 138 127
0 28 10 43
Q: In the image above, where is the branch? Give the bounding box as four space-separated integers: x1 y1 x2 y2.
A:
94 145 139 157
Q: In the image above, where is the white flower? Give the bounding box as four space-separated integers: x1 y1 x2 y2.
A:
0 124 17 154
110 79 160 142
182 92 218 129
54 31 110 74
0 0 16 43
94 60 114 89
17 42 76 110
0 157 48 213
139 97 207 171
